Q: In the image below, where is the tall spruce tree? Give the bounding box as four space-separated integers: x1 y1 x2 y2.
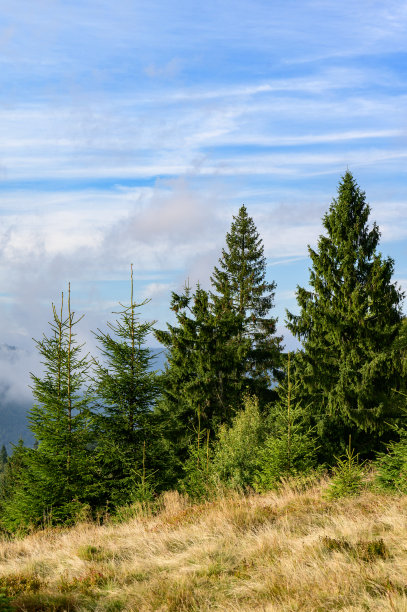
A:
211 205 282 401
154 282 249 477
0 287 98 531
286 172 404 447
93 266 160 504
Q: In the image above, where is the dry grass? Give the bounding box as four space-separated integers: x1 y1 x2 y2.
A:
1 479 407 611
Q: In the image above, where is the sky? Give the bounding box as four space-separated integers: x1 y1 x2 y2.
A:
1 0 407 429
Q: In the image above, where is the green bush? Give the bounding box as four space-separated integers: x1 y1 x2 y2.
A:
179 429 213 499
0 588 13 612
326 438 366 499
254 430 316 492
211 395 263 490
375 427 407 493
254 354 317 491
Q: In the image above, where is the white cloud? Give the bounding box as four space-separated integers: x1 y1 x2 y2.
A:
214 129 404 147
145 58 182 79
142 282 172 300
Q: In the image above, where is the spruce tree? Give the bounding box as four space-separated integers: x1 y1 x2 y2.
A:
154 282 248 477
93 266 160 504
254 353 317 491
286 172 404 445
211 205 282 401
0 287 98 530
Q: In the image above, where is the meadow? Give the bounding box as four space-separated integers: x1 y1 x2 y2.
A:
1 475 407 611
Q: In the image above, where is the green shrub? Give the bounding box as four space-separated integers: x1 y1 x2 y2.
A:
104 600 126 612
58 568 111 594
0 588 13 612
326 438 366 499
321 536 353 553
375 427 407 493
355 538 388 562
0 572 43 597
254 354 317 491
254 431 316 492
211 395 263 490
179 429 213 500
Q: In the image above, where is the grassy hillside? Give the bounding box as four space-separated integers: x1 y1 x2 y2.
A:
0 478 406 611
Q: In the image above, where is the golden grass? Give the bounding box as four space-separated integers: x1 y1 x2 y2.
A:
1 479 407 611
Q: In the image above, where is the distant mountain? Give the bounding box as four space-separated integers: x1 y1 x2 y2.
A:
150 347 167 372
0 399 34 451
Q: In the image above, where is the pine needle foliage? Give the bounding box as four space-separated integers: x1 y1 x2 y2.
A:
212 394 264 490
155 282 248 475
155 206 282 481
375 424 407 493
93 265 160 505
29 287 92 466
0 440 29 533
211 205 283 401
0 287 97 531
286 172 404 435
255 353 317 491
326 437 366 499
180 425 213 500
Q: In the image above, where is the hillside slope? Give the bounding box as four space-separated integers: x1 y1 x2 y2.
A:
0 479 406 611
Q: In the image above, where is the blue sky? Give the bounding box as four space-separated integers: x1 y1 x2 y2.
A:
1 0 407 410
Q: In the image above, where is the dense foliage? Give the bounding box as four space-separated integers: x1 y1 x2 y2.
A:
1 172 406 533
0 288 98 530
287 171 404 456
154 283 248 477
92 265 160 505
210 205 283 402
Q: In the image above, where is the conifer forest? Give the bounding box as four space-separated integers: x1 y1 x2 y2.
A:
1 170 407 534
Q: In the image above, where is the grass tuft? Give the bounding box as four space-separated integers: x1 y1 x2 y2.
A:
11 592 79 611
321 536 389 561
76 544 112 562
